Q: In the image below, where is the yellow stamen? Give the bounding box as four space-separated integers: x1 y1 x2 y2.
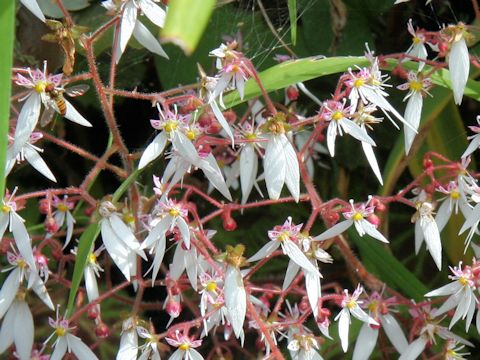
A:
179 343 190 351
55 327 66 337
278 231 290 242
459 277 469 286
57 203 69 212
164 121 178 133
451 190 460 199
34 81 47 93
412 36 421 45
353 78 365 88
331 111 343 121
206 281 217 292
245 133 257 140
169 208 180 217
352 212 363 221
1 204 10 213
409 81 422 92
186 130 196 140
347 299 357 309
88 253 97 264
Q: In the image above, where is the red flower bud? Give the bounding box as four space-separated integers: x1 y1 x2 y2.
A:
222 217 237 231
367 214 381 227
286 85 299 101
87 305 99 320
423 158 433 170
44 216 59 234
95 322 110 338
166 299 182 318
39 199 50 215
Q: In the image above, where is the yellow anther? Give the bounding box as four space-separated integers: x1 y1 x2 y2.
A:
206 281 217 292
245 133 257 140
179 344 190 351
164 121 178 133
1 204 10 213
352 212 363 221
412 36 421 45
57 203 69 212
347 299 357 309
169 208 180 217
353 78 365 88
123 213 135 224
278 232 290 242
88 253 97 264
186 130 196 140
451 190 460 199
459 277 469 286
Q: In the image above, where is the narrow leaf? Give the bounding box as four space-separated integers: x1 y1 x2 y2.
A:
161 0 216 55
287 0 297 46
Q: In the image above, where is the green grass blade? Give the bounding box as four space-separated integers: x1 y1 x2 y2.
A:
66 222 100 316
161 0 216 55
0 1 15 197
287 0 297 46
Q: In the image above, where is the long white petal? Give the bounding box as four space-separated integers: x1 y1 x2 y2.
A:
209 100 234 144
314 220 353 241
176 217 190 249
173 132 200 165
11 213 36 271
460 202 480 234
403 92 422 155
282 134 300 202
139 0 167 27
14 301 34 360
68 333 99 360
0 268 21 319
282 239 321 276
0 304 15 353
150 234 167 283
224 266 246 338
381 313 408 354
305 271 321 317
282 260 300 290
435 199 452 233
352 323 378 360
340 119 376 146
189 349 205 360
19 0 46 22
326 121 337 157
110 214 146 259
116 1 138 63
101 220 131 280
361 141 383 185
133 21 169 59
139 132 168 169
64 101 92 127
398 337 428 360
449 38 469 105
360 219 389 243
462 134 480 158
23 146 57 182
338 309 351 352
240 145 257 204
13 93 41 155
64 211 76 249
30 273 54 310
425 281 460 297
85 266 100 302
50 337 68 360
141 217 169 250
422 218 442 270
117 329 138 360
414 220 423 254
200 153 232 201
264 135 286 200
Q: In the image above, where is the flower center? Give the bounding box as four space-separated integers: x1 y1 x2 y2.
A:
179 343 190 351
206 281 217 292
353 78 365 88
34 81 48 93
347 299 357 309
331 111 343 121
164 120 178 133
412 36 422 45
55 327 67 337
57 203 69 212
409 81 422 92
88 253 97 264
1 204 11 213
169 208 180 217
352 212 363 221
278 231 290 242
186 129 196 140
451 190 460 199
245 133 257 140
459 276 469 286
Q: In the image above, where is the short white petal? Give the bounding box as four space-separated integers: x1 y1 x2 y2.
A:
133 21 169 59
361 141 383 185
139 132 168 169
68 333 99 360
64 101 92 127
141 217 169 250
19 0 46 21
264 135 286 200
13 93 41 155
224 266 246 338
398 337 428 360
314 220 353 241
23 146 57 182
352 322 378 360
247 241 280 262
449 38 469 105
173 132 201 165
64 211 76 249
14 301 34 360
240 144 257 204
189 348 205 360
282 134 300 202
139 0 167 27
116 1 138 63
381 313 408 354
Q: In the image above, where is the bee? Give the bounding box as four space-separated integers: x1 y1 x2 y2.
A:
41 83 89 126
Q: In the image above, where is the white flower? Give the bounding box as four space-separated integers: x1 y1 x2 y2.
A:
405 19 428 70
248 217 321 277
397 72 432 154
19 0 45 22
136 326 162 360
47 195 76 248
319 100 375 158
0 190 37 272
335 285 378 352
262 115 300 202
117 317 138 360
98 201 146 283
445 24 470 105
106 0 169 63
412 198 442 270
141 198 190 284
83 246 104 310
315 197 388 243
238 123 261 204
462 115 480 158
14 63 91 155
165 330 203 360
6 132 56 182
0 298 34 360
46 309 99 360
435 181 470 232
425 262 477 331
287 332 324 360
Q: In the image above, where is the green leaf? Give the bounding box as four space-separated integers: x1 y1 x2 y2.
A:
0 1 15 198
66 222 100 316
112 168 144 203
222 56 370 108
161 0 216 55
287 0 297 46
37 0 91 18
349 229 428 300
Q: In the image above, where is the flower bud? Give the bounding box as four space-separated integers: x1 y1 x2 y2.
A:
286 85 299 101
207 122 222 134
222 217 237 231
423 158 433 170
223 110 237 123
44 216 59 233
95 322 110 338
198 113 213 128
299 297 310 312
367 214 381 227
39 199 50 214
166 299 182 318
87 305 99 320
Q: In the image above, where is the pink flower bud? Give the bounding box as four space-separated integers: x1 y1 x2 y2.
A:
87 305 99 320
367 214 381 227
39 199 50 214
95 322 110 338
166 299 182 318
44 216 59 233
286 85 299 101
